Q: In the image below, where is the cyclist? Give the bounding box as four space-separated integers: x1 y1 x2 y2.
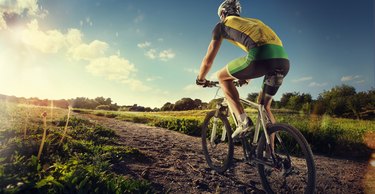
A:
196 0 290 138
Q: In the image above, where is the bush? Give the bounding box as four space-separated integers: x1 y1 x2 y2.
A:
152 118 202 136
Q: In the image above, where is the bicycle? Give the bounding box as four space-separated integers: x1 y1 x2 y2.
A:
201 80 316 194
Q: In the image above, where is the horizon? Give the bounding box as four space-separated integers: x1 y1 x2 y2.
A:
1 82 372 109
0 0 374 108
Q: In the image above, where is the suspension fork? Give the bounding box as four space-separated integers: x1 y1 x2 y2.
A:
210 104 221 144
210 100 230 144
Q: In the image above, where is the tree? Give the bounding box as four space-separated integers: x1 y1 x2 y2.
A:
319 85 356 116
312 101 326 115
247 93 258 103
208 98 224 109
280 92 312 111
193 99 203 109
288 93 312 111
161 102 174 111
173 98 196 111
347 95 361 119
280 93 294 108
54 99 70 109
95 97 106 105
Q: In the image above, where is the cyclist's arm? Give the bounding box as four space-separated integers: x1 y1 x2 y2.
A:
198 38 222 80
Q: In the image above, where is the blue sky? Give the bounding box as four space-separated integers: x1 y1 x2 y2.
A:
0 0 374 108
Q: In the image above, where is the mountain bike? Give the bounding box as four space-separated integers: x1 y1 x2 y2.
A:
201 80 316 194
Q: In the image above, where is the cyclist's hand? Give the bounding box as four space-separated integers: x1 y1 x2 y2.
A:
238 79 249 86
196 77 209 87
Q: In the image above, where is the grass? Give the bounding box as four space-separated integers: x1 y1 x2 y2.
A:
0 102 154 193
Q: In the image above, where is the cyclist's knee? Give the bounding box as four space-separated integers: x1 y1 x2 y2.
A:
217 68 234 82
258 92 273 107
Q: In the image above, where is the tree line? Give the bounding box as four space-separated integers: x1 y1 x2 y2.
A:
160 85 374 119
1 84 374 119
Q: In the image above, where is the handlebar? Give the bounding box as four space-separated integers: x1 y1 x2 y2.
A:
202 80 247 88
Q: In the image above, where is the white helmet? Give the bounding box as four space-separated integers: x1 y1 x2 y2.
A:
217 0 242 18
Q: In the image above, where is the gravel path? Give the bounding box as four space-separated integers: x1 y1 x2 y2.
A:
78 114 374 194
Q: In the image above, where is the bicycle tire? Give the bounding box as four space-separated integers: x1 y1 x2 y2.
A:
201 110 234 173
257 123 316 194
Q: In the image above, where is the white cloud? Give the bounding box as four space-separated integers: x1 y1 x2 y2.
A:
292 76 313 83
66 29 83 46
145 49 157 59
137 41 151 48
1 2 153 93
0 0 47 29
159 49 175 61
21 19 66 53
0 15 6 29
68 40 109 61
138 40 176 61
85 55 150 91
0 0 39 16
19 20 101 57
86 55 136 81
341 75 361 82
309 82 327 87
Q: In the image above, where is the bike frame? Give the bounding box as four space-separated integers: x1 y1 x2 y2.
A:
211 86 273 148
219 97 272 146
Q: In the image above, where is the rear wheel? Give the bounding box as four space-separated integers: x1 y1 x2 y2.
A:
201 110 233 173
257 123 316 194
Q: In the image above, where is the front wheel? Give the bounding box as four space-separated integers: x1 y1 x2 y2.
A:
257 123 316 194
201 110 233 173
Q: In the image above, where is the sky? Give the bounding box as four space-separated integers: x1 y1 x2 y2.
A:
0 0 374 108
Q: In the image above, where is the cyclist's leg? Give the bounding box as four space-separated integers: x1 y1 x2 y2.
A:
218 54 266 121
258 58 290 155
258 91 276 157
217 67 244 119
257 92 276 123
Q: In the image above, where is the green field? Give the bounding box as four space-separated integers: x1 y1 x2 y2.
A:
79 107 375 159
0 102 154 193
1 102 374 192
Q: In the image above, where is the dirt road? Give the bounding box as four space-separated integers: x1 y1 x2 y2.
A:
78 114 374 194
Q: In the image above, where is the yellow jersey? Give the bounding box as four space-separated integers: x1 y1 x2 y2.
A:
212 16 283 52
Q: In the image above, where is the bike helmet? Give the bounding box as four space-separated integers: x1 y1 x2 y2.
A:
217 0 242 19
